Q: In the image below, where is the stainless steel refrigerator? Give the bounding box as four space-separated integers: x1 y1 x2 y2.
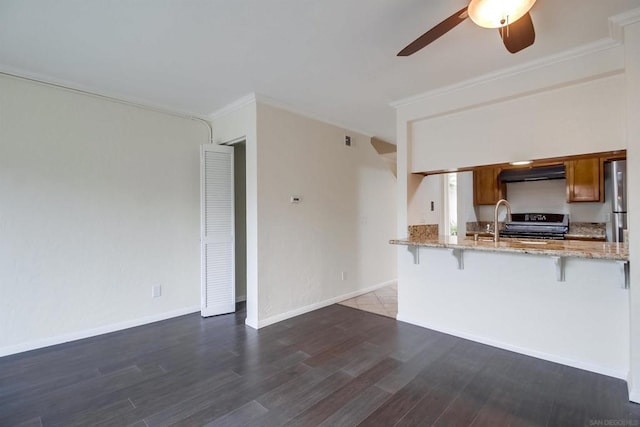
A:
609 160 627 242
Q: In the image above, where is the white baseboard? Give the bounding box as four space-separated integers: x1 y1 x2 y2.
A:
396 312 627 381
0 305 201 358
245 317 259 330
629 376 640 403
256 279 397 329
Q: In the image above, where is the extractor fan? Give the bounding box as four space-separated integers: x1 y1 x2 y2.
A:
398 0 536 56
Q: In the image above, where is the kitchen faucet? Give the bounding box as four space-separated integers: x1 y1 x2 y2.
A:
494 199 512 242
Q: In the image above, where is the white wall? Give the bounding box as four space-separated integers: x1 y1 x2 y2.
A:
408 174 443 226
395 14 640 396
0 75 208 355
411 73 626 173
623 18 640 403
255 102 397 326
212 99 397 328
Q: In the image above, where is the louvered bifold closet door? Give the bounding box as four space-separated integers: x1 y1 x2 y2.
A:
201 144 235 317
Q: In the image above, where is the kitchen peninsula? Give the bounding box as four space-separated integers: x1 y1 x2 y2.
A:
390 235 628 261
392 231 630 379
391 234 628 287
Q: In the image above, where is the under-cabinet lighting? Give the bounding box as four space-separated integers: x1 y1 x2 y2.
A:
510 160 533 166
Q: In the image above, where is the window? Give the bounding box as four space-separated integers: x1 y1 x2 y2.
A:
444 173 458 236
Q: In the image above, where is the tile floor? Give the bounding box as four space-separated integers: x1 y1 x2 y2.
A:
338 283 398 318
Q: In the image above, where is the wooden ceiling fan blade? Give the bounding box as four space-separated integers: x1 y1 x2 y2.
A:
500 12 535 54
397 7 469 56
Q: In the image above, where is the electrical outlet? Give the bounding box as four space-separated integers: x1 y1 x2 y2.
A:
604 213 612 222
152 285 162 298
344 135 352 147
341 271 346 281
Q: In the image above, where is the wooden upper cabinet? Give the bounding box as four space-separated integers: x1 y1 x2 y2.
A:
565 158 604 203
473 167 506 205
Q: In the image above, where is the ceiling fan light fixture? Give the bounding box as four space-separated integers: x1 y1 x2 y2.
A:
467 0 536 29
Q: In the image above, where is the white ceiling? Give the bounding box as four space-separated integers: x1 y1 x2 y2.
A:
1 0 638 143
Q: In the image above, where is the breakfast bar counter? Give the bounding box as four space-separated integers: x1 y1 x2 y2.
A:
391 234 630 378
390 235 629 261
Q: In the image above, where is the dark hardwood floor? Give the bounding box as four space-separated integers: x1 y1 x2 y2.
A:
1 303 638 426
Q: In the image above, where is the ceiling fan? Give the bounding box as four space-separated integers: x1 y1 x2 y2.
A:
398 0 537 56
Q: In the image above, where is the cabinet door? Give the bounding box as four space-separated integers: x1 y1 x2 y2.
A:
566 158 603 202
473 167 505 205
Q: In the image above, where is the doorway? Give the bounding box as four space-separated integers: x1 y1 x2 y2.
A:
337 283 398 318
232 142 247 304
444 173 458 236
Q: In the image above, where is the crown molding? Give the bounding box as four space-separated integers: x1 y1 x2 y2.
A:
209 92 375 138
391 8 640 110
209 93 258 120
609 7 640 42
0 65 210 122
390 37 622 109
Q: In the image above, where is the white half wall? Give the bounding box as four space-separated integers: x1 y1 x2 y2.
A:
255 102 397 325
398 248 629 379
0 75 208 355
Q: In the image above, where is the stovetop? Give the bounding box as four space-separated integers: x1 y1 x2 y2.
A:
507 213 569 226
502 213 569 239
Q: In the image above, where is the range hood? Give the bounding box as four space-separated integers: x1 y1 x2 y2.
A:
499 165 566 183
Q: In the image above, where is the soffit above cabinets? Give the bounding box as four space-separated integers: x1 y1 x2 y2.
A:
414 149 626 176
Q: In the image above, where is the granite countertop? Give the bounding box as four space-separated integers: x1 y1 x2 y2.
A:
390 235 628 261
564 222 607 240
